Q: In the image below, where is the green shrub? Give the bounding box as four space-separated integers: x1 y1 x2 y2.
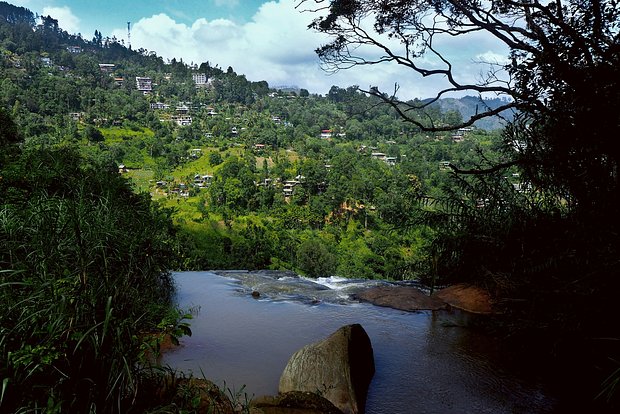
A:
0 146 178 412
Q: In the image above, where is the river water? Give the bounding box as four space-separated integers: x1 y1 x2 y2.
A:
162 271 558 413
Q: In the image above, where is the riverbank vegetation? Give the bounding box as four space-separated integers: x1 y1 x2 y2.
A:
1 0 619 410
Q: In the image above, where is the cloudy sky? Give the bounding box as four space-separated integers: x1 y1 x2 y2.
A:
10 0 510 99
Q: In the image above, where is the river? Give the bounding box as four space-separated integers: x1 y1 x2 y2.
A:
162 271 558 413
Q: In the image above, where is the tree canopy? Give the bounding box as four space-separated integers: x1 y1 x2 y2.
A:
302 1 620 404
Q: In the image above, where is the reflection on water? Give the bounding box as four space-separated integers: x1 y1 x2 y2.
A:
162 271 557 413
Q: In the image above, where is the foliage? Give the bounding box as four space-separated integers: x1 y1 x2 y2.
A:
0 142 179 412
302 0 620 406
296 238 337 278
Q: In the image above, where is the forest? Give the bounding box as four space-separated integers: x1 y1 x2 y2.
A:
1 0 619 412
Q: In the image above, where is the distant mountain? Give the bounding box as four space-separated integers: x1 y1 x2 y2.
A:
433 95 515 130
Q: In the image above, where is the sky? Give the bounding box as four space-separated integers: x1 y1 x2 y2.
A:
9 0 511 100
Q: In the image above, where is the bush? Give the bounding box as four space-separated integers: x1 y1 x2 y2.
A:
0 146 178 412
296 238 336 278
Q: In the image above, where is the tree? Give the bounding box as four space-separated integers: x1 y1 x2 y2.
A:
296 238 337 277
83 124 104 143
301 1 620 405
300 0 620 212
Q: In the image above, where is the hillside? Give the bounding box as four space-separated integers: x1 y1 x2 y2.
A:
0 0 511 279
432 95 515 130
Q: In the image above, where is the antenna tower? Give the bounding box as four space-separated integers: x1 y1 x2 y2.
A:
127 22 131 49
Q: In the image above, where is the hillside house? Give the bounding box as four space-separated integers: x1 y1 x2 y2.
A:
192 73 207 87
171 115 192 126
371 152 387 161
385 157 398 166
282 179 301 197
150 102 170 110
194 174 213 188
451 133 465 142
99 63 115 73
114 77 124 86
320 129 333 139
135 77 152 94
256 178 274 188
67 46 82 54
176 104 190 114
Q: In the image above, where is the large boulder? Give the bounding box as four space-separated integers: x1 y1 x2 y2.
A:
433 283 494 314
278 324 374 414
354 285 447 311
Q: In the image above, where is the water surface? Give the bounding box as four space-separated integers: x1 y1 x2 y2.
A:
162 271 557 413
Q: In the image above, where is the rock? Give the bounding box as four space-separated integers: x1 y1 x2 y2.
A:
433 283 494 314
251 391 343 413
252 290 261 298
173 378 235 414
279 324 374 414
354 285 447 311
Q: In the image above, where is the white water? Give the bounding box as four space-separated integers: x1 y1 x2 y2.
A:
162 271 558 413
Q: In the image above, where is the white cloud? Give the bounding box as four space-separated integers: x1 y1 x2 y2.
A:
42 6 81 34
111 0 510 99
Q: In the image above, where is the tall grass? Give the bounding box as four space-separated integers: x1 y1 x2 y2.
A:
0 146 179 412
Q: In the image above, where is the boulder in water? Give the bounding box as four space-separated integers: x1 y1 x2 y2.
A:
278 324 374 414
354 285 447 311
433 283 494 314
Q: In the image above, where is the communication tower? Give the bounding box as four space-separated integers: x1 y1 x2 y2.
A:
127 22 131 49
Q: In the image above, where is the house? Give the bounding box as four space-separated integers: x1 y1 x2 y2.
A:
192 73 207 87
135 77 153 94
320 129 333 139
67 46 82 54
176 104 190 114
99 63 115 73
40 57 52 67
69 112 82 121
439 161 451 171
371 152 387 161
282 180 301 197
193 174 213 188
451 133 465 142
114 77 124 86
189 148 202 159
253 144 267 152
171 115 192 126
385 157 398 166
150 102 170 110
256 178 273 187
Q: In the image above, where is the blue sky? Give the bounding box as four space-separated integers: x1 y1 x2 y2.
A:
8 0 510 99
